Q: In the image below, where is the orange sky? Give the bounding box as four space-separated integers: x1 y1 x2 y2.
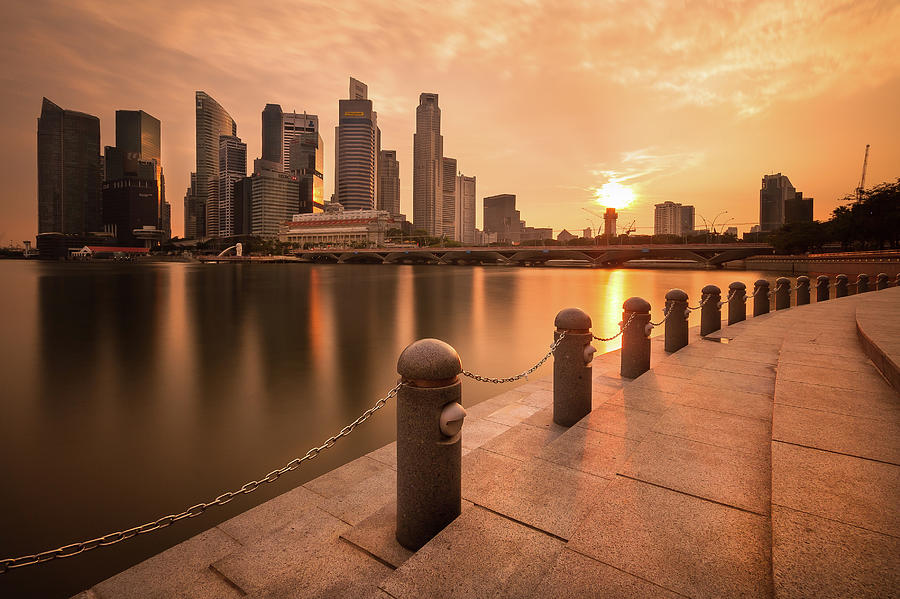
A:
1 0 899 244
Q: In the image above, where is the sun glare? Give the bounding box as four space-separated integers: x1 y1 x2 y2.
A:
594 181 635 210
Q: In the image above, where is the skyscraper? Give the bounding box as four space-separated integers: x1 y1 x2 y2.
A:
377 150 400 217
441 157 457 239
113 109 166 236
413 93 443 236
335 78 379 210
37 97 102 237
759 173 796 232
289 129 324 214
261 103 283 164
456 174 476 244
653 201 695 236
184 173 202 240
483 194 521 243
195 91 237 238
283 112 318 170
250 159 299 238
217 135 247 237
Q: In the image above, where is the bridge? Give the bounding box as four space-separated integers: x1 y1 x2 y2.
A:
286 243 773 268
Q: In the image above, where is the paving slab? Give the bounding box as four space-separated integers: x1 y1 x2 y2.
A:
772 505 900 599
516 388 553 408
776 361 892 394
574 402 660 441
772 441 900 536
625 372 690 395
662 352 777 378
652 403 772 456
690 368 775 396
303 456 393 499
568 477 772 599
464 389 528 419
216 483 325 546
366 441 397 469
672 383 773 420
774 378 900 422
173 567 245 599
379 506 564 599
538 426 640 478
461 448 521 502
340 501 416 569
480 422 566 461
608 386 678 414
318 466 395 526
460 417 511 450
481 400 542 427
620 432 771 514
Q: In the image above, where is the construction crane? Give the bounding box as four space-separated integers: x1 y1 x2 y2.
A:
619 220 636 236
856 144 870 202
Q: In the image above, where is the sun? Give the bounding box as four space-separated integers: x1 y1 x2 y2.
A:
594 181 635 210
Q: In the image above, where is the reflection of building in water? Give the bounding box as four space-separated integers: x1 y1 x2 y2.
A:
280 204 394 247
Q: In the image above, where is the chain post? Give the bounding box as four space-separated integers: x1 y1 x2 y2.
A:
796 276 810 305
816 275 830 302
857 273 870 293
835 274 849 298
664 289 689 353
876 273 889 290
552 308 594 427
753 279 770 316
774 277 791 310
621 297 651 379
727 281 747 324
700 284 722 336
895 273 900 287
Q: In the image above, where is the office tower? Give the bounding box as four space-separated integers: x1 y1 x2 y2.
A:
101 178 158 246
441 157 457 239
233 177 253 236
261 103 283 164
283 112 318 170
115 110 164 224
456 173 476 244
161 201 171 240
483 194 521 243
335 77 379 210
288 122 324 214
785 192 813 224
413 93 443 235
195 91 237 237
250 159 299 238
654 201 695 236
184 173 201 239
583 228 592 239
377 150 400 217
37 97 102 237
759 173 796 232
217 135 247 237
680 205 695 235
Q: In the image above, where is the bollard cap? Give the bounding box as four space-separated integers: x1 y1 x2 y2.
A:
817 275 830 283
397 338 462 381
554 307 592 330
701 284 721 295
754 279 770 288
728 281 746 291
876 273 888 281
836 274 848 281
623 296 651 313
857 273 869 281
776 277 790 286
665 288 688 301
797 276 809 284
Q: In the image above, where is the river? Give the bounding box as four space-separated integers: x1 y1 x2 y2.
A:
0 261 785 597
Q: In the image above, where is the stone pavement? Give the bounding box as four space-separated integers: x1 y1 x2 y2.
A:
74 288 900 599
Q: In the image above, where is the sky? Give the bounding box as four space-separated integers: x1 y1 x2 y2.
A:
1 0 899 245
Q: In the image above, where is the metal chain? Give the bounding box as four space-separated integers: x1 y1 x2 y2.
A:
0 383 402 574
461 331 566 384
687 294 712 311
593 312 638 342
647 301 672 327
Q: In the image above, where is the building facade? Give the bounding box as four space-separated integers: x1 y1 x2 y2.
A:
195 91 237 238
289 131 324 214
441 157 457 239
250 160 299 238
335 78 379 210
654 201 695 236
483 194 521 243
456 174 476 244
280 205 393 248
261 103 283 164
377 150 400 217
760 173 796 232
413 93 443 236
101 178 158 246
216 135 247 237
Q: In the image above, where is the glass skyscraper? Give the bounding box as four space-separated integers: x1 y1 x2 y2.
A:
413 93 443 236
377 150 400 217
217 135 247 237
335 78 380 211
194 91 236 238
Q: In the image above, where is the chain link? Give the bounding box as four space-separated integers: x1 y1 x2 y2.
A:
462 332 566 384
0 383 402 574
687 294 713 311
647 301 672 327
593 311 638 342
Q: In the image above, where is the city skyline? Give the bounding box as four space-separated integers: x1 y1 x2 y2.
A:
2 1 900 245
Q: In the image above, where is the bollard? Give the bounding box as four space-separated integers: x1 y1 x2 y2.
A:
753 279 770 316
775 277 791 310
835 274 848 298
396 339 464 551
876 273 889 290
621 297 651 379
700 284 721 336
796 276 810 305
727 282 747 325
664 289 689 353
895 273 900 287
553 308 594 427
816 275 830 302
857 273 870 293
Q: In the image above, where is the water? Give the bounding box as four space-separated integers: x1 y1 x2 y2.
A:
0 261 781 598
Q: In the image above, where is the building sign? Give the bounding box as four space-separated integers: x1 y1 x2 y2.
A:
343 111 364 117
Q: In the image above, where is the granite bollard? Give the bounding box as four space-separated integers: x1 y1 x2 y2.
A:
700 284 721 336
796 276 810 305
396 338 464 551
836 274 849 298
753 279 770 316
727 282 747 325
775 277 791 310
816 275 830 302
895 273 900 287
876 273 889 290
664 289 689 353
621 297 651 379
857 273 870 293
553 308 594 427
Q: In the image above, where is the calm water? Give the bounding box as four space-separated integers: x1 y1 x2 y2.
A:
0 261 782 597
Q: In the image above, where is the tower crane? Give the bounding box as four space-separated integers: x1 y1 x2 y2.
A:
620 220 636 236
856 144 870 202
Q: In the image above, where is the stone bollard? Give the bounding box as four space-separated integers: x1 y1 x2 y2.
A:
621 297 651 379
816 275 830 302
753 279 770 316
700 285 721 336
796 276 810 305
895 273 900 287
396 339 465 551
835 274 849 298
857 274 870 293
664 289 689 353
775 277 791 310
876 273 889 290
727 282 747 325
553 308 594 427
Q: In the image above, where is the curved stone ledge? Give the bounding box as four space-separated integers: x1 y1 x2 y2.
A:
855 287 900 392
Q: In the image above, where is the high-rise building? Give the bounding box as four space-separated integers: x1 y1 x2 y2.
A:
195 91 237 238
261 103 283 164
654 201 695 236
101 178 158 246
377 150 400 216
413 93 443 235
335 78 379 210
455 173 476 245
785 192 814 225
680 205 695 235
250 159 299 238
288 125 324 214
217 135 247 237
283 112 318 170
441 157 457 239
759 173 796 232
233 177 253 236
184 173 202 240
37 97 102 239
483 194 521 243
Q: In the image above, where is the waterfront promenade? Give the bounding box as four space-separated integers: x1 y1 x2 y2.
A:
74 288 899 598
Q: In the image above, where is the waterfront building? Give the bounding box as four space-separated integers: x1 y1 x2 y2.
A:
335 78 380 210
216 135 247 237
583 227 592 239
725 226 738 237
183 173 202 240
101 178 158 246
288 128 324 214
161 200 171 240
483 194 522 243
280 204 393 248
654 201 695 236
413 93 443 236
441 157 457 239
250 159 299 238
115 110 166 229
261 103 283 164
759 173 813 232
37 97 102 241
456 173 476 245
195 91 237 238
377 150 401 217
